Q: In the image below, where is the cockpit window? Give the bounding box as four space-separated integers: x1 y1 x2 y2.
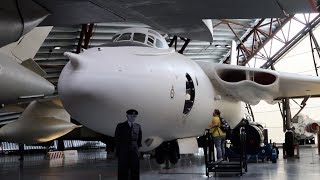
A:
112 34 120 42
111 28 169 49
147 35 155 46
133 33 146 43
155 39 164 48
117 33 132 41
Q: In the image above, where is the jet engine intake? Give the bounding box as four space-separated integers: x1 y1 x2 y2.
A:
218 69 277 85
214 65 280 105
305 122 319 134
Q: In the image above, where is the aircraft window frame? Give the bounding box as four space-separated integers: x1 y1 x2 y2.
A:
133 33 146 43
147 35 155 46
112 34 121 42
155 39 164 48
117 33 132 41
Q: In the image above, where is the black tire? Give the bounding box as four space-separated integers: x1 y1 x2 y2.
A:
169 140 180 164
285 131 294 157
197 135 206 148
169 150 179 164
155 148 165 164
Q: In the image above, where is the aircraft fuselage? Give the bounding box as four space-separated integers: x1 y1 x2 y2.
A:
58 46 243 151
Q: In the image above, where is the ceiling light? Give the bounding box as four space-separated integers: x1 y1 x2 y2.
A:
54 46 61 50
215 45 221 48
225 45 231 48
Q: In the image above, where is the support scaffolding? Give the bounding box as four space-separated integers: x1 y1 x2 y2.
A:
168 36 191 54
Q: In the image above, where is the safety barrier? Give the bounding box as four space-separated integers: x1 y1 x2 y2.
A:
0 140 106 154
46 151 64 160
64 150 78 159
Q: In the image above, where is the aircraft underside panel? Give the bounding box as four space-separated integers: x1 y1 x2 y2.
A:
0 0 48 47
1 0 318 43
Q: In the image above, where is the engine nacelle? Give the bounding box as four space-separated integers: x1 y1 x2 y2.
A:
0 0 49 47
305 122 319 134
215 65 279 105
197 63 280 105
230 120 265 154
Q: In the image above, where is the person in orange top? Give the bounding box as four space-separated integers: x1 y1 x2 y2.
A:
209 109 226 161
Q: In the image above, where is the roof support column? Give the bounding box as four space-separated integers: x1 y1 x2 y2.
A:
76 23 94 53
168 36 191 54
309 31 320 76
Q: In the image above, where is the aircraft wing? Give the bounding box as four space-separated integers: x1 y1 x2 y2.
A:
37 0 320 41
197 62 320 105
2 0 319 43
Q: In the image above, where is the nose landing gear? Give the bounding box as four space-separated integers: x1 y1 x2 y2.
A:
154 140 180 167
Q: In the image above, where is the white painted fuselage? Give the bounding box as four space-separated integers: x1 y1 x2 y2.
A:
58 46 244 151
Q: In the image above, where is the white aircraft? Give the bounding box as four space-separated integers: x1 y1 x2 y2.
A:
1 0 320 163
58 27 320 163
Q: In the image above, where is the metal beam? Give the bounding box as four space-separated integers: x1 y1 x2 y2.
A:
178 38 191 54
168 36 191 54
309 31 320 76
245 104 255 122
260 14 320 69
291 96 310 120
76 23 94 54
241 16 293 65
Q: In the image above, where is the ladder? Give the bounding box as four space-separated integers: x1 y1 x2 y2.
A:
203 128 247 177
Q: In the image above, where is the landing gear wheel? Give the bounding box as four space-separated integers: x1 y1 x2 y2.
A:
169 151 179 164
155 140 180 165
285 131 294 157
169 141 180 164
155 148 165 164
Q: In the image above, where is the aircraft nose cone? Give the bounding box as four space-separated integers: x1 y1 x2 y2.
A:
29 75 55 96
0 53 55 103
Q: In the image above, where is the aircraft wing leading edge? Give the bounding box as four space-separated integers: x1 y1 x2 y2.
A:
37 0 319 41
198 62 320 105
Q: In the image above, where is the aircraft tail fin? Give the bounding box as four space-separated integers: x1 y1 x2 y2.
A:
21 58 47 76
0 100 80 144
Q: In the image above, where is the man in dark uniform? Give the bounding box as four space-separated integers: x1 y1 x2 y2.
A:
115 109 142 180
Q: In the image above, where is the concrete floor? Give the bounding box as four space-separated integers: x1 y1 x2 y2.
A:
0 147 319 180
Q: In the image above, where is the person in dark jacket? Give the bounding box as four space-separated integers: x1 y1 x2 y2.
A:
115 109 142 180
